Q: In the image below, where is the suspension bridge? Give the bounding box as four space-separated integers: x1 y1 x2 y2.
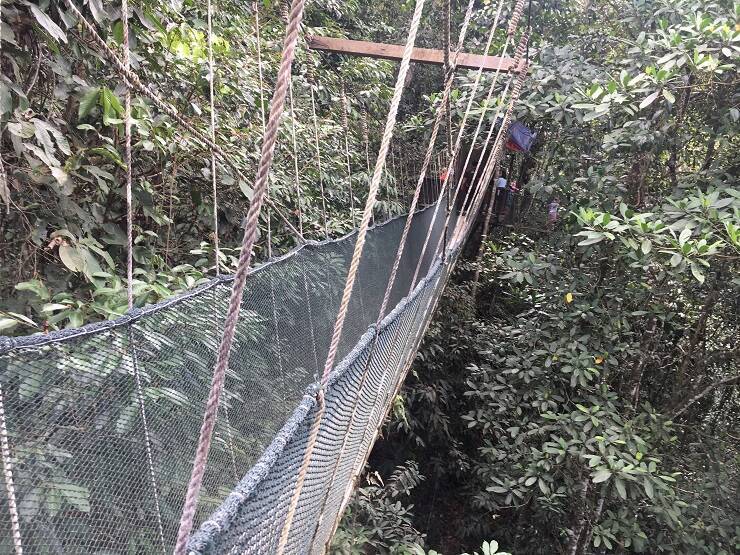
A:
0 0 531 552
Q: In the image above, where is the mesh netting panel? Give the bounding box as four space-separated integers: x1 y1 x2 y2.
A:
188 259 448 554
0 205 451 553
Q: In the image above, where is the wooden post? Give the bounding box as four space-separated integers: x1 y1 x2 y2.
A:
307 35 523 73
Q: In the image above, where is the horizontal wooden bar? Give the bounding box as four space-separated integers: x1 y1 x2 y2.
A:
306 35 521 73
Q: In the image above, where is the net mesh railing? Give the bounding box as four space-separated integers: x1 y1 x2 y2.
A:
0 202 454 554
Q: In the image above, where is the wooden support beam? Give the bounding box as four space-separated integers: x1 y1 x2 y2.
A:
307 35 521 73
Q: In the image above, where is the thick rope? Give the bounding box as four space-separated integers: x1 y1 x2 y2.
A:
0 385 22 555
119 3 166 550
123 0 134 309
362 107 376 226
464 35 531 223
207 0 221 275
470 179 497 299
456 56 530 247
451 31 528 242
61 0 302 242
254 2 272 257
275 2 426 551
308 2 478 546
173 1 307 551
410 0 524 291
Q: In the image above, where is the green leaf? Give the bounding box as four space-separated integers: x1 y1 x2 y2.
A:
643 477 654 499
15 279 50 300
662 89 676 104
592 469 612 483
578 235 604 246
239 180 254 201
28 4 68 44
641 239 651 254
690 263 705 284
0 318 19 332
639 90 659 110
59 245 84 273
615 477 627 500
18 374 42 400
524 476 537 487
78 87 101 119
55 482 91 513
678 227 691 246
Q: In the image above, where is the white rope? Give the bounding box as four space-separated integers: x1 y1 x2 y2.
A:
310 85 329 238
341 83 356 227
409 2 509 290
254 1 271 257
275 2 427 551
120 2 166 549
0 385 22 555
0 6 21 549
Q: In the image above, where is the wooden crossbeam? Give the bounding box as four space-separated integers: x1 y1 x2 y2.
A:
307 35 521 73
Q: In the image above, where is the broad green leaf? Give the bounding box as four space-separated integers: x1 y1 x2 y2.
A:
78 87 101 119
59 245 84 273
639 90 659 110
615 477 627 500
678 227 691 246
29 4 68 44
690 263 705 284
592 469 612 483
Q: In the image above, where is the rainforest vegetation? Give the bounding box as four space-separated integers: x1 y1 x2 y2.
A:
0 0 738 554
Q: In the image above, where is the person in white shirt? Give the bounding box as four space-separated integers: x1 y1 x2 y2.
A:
494 170 507 222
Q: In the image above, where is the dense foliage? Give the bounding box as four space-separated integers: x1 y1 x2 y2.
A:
1 0 738 553
334 0 739 554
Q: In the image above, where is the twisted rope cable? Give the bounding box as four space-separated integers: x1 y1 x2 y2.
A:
410 0 520 291
276 2 426 551
122 0 134 309
253 1 272 257
361 106 376 226
207 0 221 275
61 0 302 242
451 31 528 241
455 56 530 247
0 384 22 555
288 82 305 236
173 1 307 551
467 40 530 218
0 22 20 548
307 2 478 547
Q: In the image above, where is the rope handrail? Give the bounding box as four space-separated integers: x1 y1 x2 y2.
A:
174 0 308 551
275 1 427 551
308 0 480 545
410 0 528 292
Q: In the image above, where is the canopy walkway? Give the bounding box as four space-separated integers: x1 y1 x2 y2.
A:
0 0 531 552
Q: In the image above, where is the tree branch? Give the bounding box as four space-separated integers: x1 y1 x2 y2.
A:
672 372 740 419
